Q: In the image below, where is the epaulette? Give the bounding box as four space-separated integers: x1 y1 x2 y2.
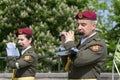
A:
94 38 101 41
28 50 33 53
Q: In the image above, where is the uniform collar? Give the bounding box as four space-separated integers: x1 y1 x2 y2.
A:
81 32 96 44
21 46 32 55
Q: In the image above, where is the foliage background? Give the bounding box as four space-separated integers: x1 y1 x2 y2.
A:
0 0 119 72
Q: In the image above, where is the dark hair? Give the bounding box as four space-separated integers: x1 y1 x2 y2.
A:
25 34 34 46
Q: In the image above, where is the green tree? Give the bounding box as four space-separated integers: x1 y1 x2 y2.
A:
0 0 88 72
0 0 119 73
105 0 120 72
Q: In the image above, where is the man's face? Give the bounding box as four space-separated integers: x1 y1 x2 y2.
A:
17 34 31 49
77 19 96 38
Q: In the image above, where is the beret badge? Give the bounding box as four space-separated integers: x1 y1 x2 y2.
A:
18 29 23 34
78 13 83 19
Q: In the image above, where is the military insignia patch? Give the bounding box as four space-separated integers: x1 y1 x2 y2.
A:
78 13 83 19
91 44 101 51
24 56 30 61
18 29 23 34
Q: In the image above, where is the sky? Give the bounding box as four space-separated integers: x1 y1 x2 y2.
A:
98 0 116 30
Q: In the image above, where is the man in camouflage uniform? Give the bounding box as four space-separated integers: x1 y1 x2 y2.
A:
59 10 107 80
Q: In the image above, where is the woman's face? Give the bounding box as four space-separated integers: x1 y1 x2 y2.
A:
17 34 32 49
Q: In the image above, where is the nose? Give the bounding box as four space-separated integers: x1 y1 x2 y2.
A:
77 24 82 30
18 40 21 44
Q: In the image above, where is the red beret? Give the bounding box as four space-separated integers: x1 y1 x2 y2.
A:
15 28 33 36
75 10 97 20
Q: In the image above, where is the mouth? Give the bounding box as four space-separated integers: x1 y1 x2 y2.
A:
77 30 85 36
78 32 84 35
18 44 23 48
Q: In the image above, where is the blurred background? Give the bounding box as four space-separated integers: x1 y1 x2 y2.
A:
0 0 120 73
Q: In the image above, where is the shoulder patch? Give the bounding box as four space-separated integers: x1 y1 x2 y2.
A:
24 55 31 61
90 44 101 51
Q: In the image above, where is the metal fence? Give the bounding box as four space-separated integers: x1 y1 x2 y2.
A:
0 57 6 72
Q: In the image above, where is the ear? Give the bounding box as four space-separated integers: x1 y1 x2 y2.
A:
92 23 96 30
29 38 32 44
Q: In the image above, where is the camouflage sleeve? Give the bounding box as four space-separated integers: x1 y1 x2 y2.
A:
17 53 36 68
7 56 18 68
73 40 107 67
7 52 37 69
64 39 107 67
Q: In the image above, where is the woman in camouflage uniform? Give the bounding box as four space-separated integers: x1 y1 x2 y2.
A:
7 28 38 80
